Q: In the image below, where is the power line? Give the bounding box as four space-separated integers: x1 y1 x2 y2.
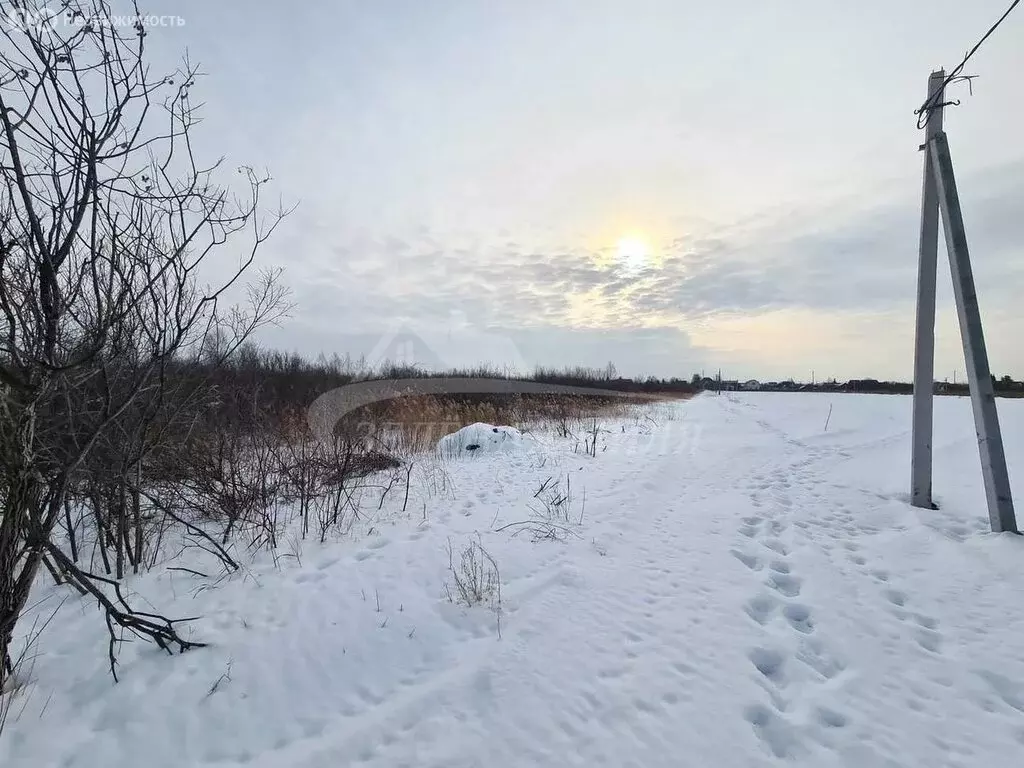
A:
915 0 1021 128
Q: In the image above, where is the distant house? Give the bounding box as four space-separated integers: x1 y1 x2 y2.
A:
742 379 761 391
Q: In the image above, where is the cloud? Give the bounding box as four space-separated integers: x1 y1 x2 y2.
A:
257 159 1024 380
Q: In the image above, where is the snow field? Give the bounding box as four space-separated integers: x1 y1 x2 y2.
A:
3 393 1024 767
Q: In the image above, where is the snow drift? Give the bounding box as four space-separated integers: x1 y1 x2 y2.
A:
435 422 535 457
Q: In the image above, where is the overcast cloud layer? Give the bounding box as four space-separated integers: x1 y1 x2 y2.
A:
147 0 1024 380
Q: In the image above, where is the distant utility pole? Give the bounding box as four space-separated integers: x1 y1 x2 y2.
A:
910 70 1017 533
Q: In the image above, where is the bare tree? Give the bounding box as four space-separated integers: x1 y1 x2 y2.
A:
0 0 289 686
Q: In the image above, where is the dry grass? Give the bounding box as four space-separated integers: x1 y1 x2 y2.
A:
444 536 503 636
347 392 681 455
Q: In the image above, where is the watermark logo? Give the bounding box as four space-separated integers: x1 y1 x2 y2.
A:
306 316 680 457
365 311 529 374
3 6 184 32
306 376 666 440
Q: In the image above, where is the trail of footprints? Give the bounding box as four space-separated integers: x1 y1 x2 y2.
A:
843 534 1024 736
734 514 809 634
842 541 944 655
733 469 851 759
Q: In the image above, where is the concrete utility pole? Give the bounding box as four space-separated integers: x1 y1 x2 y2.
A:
910 70 945 510
930 132 1017 533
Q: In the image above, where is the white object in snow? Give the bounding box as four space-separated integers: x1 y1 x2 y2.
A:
436 422 533 457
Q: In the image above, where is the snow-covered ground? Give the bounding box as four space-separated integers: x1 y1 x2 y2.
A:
5 392 1024 767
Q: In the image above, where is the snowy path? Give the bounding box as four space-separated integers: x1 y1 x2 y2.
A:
6 393 1024 767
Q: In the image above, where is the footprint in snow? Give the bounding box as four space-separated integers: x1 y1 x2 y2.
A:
814 706 849 728
597 665 628 681
744 704 799 758
772 495 793 510
913 613 938 630
748 647 788 685
915 628 943 653
744 594 779 626
731 549 762 571
796 636 846 680
976 670 1024 714
766 572 802 598
782 603 814 634
661 691 681 706
891 610 943 653
885 588 907 607
762 539 790 556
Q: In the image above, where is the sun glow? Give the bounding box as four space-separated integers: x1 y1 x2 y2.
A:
615 236 652 272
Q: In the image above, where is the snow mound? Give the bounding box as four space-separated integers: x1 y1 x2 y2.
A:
436 422 534 457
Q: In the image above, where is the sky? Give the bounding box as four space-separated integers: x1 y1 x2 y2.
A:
141 0 1024 381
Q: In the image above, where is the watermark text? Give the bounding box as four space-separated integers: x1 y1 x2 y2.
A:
4 7 185 31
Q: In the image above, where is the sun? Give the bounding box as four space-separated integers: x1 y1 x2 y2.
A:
615 236 652 272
